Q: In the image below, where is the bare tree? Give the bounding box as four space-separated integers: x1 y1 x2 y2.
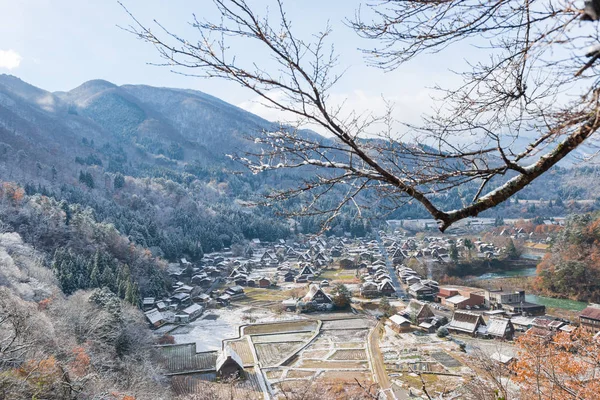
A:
123 0 600 231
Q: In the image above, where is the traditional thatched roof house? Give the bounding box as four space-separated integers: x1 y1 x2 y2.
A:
403 300 434 323
299 264 315 276
447 311 486 336
378 279 396 296
302 284 332 304
408 282 435 300
485 318 515 340
216 348 244 378
360 281 380 298
579 305 600 335
144 309 165 328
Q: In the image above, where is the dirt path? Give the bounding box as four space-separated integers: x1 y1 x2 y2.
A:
367 321 398 400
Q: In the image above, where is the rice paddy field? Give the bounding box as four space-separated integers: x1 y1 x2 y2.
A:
161 312 379 399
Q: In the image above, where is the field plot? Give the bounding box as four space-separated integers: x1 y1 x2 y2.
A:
294 359 368 369
244 320 317 335
318 268 359 283
380 325 472 395
171 369 264 399
431 351 463 368
301 349 330 359
252 332 312 344
319 370 372 382
265 369 284 380
321 318 373 330
256 318 377 399
160 345 217 374
285 370 315 379
329 349 367 361
255 342 304 367
320 329 369 343
225 338 255 366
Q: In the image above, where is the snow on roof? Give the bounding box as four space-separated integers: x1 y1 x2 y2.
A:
144 309 164 324
389 315 411 326
216 347 244 370
182 303 203 315
445 295 469 305
510 315 535 326
487 318 512 337
448 311 484 333
491 352 513 364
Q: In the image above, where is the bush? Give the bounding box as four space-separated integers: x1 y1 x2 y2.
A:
436 326 449 338
157 334 175 345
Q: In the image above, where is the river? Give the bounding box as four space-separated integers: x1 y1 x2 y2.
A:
474 267 537 280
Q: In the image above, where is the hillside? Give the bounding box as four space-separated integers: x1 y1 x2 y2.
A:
2 74 600 294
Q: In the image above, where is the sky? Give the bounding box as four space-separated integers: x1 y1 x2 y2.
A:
0 0 468 134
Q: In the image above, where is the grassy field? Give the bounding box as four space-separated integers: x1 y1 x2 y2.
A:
239 287 291 302
319 268 359 282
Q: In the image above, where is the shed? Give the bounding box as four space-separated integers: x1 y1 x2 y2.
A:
389 314 411 333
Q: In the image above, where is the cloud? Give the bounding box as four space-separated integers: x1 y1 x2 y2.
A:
0 49 22 70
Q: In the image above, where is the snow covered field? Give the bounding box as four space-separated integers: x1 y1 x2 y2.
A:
172 305 305 352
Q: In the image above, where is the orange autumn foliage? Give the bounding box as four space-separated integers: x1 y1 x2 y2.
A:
70 346 91 377
0 182 25 205
38 297 53 311
512 329 600 399
534 224 562 235
17 356 62 387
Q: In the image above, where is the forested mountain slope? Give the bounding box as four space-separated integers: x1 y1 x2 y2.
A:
1 74 600 300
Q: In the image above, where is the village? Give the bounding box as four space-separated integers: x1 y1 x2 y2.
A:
141 223 600 399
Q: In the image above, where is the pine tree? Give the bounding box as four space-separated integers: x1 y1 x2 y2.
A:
114 173 125 189
90 265 100 288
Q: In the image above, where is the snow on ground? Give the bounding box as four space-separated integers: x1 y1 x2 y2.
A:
172 305 306 352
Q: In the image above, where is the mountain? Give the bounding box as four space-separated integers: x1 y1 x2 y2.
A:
0 74 279 177
0 75 304 296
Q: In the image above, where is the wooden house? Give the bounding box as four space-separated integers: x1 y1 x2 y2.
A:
447 311 486 336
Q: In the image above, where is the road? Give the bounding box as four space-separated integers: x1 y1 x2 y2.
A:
367 321 396 399
375 232 405 298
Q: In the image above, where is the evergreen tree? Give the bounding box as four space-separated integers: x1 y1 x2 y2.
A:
379 296 394 317
449 242 459 263
60 201 71 226
90 264 100 288
114 173 125 189
331 284 352 309
504 239 519 260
